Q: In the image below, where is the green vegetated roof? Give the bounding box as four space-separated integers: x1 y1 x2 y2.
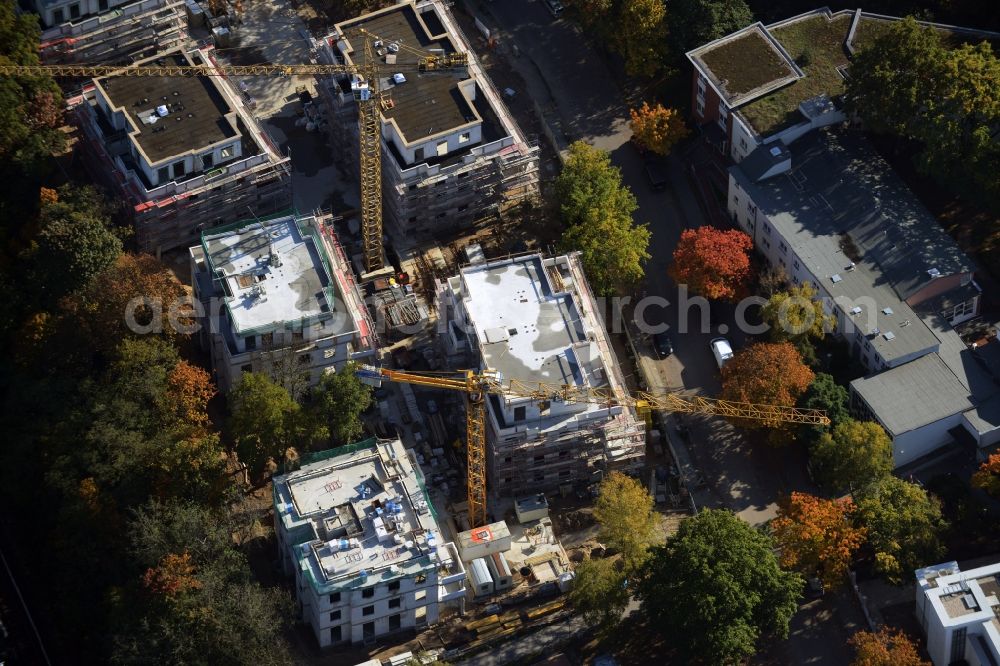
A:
854 14 1000 53
739 14 853 136
698 29 796 99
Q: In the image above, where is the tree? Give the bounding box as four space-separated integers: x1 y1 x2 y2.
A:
666 0 755 58
556 142 650 294
26 185 123 300
629 102 690 155
613 0 668 78
762 282 832 344
972 452 1000 497
720 342 814 428
670 226 753 301
855 477 947 583
772 492 866 589
849 628 929 666
229 372 307 476
638 509 802 663
307 362 372 447
569 557 629 629
798 373 850 446
593 471 658 572
809 419 893 493
165 361 216 429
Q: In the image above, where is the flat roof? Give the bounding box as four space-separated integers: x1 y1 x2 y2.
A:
97 51 237 164
851 353 974 435
458 254 605 387
336 3 479 144
201 215 336 335
273 439 453 593
687 23 801 107
731 129 972 363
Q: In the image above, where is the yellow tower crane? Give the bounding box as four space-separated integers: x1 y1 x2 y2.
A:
0 29 467 273
356 365 830 528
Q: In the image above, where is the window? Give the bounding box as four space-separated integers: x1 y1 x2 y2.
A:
951 627 966 662
245 336 257 351
534 471 544 482
534 455 544 464
329 610 341 621
262 332 273 346
763 222 771 236
558 450 568 458
362 588 375 599
172 160 186 179
436 140 448 157
793 260 800 270
408 216 418 223
778 241 787 255
157 166 169 183
733 195 739 205
696 99 705 117
747 201 754 214
362 605 374 616
503 456 511 463
415 574 426 584
503 476 512 484
763 239 771 249
53 8 64 22
363 621 375 638
220 145 233 159
202 153 214 169
740 138 748 151
389 614 401 631
697 76 706 93
388 597 402 609
513 406 526 421
559 469 571 477
330 626 342 642
98 0 108 10
459 132 471 144
69 3 80 18
414 147 425 161
415 590 427 602
329 593 341 604
387 581 400 593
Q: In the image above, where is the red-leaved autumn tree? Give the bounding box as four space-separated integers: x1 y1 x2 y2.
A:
972 452 1000 498
166 361 216 428
720 342 815 428
849 628 929 666
772 492 866 589
142 552 202 598
670 226 753 300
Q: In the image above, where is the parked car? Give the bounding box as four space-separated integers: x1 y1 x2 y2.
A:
643 154 669 191
544 0 564 17
652 331 673 357
710 337 734 369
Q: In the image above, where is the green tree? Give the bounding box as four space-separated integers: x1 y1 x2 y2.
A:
307 362 372 447
637 509 803 663
810 419 893 493
569 557 629 629
556 142 649 294
26 185 123 300
855 477 947 583
593 471 658 572
666 0 755 58
229 372 307 477
798 373 850 447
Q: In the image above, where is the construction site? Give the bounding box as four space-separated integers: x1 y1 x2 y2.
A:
3 0 835 661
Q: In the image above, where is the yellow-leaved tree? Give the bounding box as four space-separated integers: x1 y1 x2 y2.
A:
629 102 690 155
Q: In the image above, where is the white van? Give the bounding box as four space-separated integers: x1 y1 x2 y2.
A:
710 337 734 370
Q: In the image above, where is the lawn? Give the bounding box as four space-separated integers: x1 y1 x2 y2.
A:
739 14 853 136
697 28 796 101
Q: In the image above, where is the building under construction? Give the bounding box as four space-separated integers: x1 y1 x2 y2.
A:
441 253 645 496
72 47 292 254
313 0 540 237
34 0 187 65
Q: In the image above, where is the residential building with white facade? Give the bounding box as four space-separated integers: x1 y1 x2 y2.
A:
686 8 1000 164
314 1 539 237
190 213 377 394
74 48 292 254
440 253 645 497
916 560 1000 666
272 438 466 647
728 128 1000 466
34 0 187 64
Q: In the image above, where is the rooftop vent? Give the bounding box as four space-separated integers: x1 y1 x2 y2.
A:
156 104 168 117
883 331 896 341
830 274 843 283
928 267 941 278
882 307 893 315
769 146 782 157
845 262 856 272
392 73 406 85
849 306 862 316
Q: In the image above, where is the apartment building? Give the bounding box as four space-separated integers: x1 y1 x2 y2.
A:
272 438 466 647
190 213 377 394
915 560 1000 666
686 8 1000 163
728 127 1000 466
441 253 644 496
313 1 539 237
73 48 292 254
34 0 187 65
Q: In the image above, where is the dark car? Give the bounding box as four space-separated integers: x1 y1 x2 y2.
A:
643 155 669 191
652 331 673 358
